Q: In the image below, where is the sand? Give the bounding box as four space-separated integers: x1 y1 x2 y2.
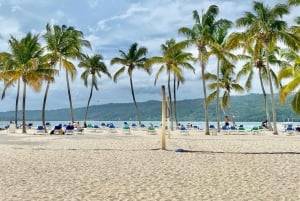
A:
0 128 300 201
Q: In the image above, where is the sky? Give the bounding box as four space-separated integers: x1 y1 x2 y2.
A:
0 0 298 112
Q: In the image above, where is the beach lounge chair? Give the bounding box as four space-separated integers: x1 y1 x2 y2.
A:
108 123 117 133
250 126 260 134
53 124 64 135
285 124 295 135
179 125 189 135
147 124 157 135
65 125 75 135
122 124 131 135
36 125 45 134
237 125 247 134
209 125 217 135
221 125 229 134
8 122 16 134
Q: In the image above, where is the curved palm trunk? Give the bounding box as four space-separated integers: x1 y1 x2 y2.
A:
265 49 278 134
42 81 51 133
200 58 209 135
15 79 20 126
84 84 94 125
66 70 75 123
167 72 173 130
22 81 27 134
173 76 178 126
227 94 235 126
129 75 141 125
216 60 221 132
258 68 272 130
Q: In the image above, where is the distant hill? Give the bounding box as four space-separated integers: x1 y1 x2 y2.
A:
0 93 299 122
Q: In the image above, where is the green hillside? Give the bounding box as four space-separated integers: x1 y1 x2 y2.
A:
0 93 299 122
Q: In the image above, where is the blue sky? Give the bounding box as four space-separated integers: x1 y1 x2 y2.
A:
0 0 298 112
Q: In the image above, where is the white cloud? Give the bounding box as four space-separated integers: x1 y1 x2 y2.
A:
0 0 298 112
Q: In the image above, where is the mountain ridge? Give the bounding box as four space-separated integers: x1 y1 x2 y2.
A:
0 93 299 122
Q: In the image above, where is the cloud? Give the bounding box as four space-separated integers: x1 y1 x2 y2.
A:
0 0 298 112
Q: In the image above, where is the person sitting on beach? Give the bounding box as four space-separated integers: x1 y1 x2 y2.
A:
224 116 229 127
262 120 268 129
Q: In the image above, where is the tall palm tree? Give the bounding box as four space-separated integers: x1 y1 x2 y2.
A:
78 54 111 126
0 33 50 133
179 5 231 135
43 23 91 123
146 39 194 130
210 20 236 132
110 43 149 125
235 1 299 134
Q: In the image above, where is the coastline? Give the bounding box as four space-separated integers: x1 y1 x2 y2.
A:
0 128 300 200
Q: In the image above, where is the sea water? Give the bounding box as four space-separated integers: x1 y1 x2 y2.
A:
1 120 297 130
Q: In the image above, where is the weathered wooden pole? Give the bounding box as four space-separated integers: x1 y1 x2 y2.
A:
161 85 166 150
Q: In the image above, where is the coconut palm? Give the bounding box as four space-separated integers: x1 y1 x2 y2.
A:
210 20 236 132
206 66 244 125
145 39 195 130
110 43 149 125
43 23 91 123
79 54 111 126
278 49 300 113
0 52 21 125
235 1 299 134
179 5 231 135
0 33 51 133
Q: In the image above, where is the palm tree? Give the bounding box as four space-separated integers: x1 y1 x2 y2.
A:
179 5 231 135
110 43 149 125
0 33 50 133
288 0 300 6
78 54 111 126
210 20 236 132
278 49 300 113
236 45 283 130
235 1 299 134
145 39 195 130
0 52 21 126
206 66 244 125
43 23 91 123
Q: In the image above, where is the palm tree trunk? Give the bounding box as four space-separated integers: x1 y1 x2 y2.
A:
201 58 209 135
258 68 272 130
42 80 50 133
173 76 178 126
265 49 278 134
22 81 26 134
15 79 20 126
66 70 75 123
228 95 235 126
167 72 173 130
84 85 94 125
216 60 221 132
129 75 141 125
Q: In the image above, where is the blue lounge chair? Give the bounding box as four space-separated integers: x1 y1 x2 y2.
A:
65 125 75 135
36 125 44 134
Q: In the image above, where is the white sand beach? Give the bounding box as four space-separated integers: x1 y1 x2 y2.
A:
0 128 300 201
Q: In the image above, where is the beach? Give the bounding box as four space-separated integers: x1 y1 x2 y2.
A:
0 128 300 201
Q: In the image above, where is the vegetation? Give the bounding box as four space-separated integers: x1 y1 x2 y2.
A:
110 43 149 126
0 1 299 131
0 94 298 122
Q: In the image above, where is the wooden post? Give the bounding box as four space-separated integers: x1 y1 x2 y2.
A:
161 85 166 150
